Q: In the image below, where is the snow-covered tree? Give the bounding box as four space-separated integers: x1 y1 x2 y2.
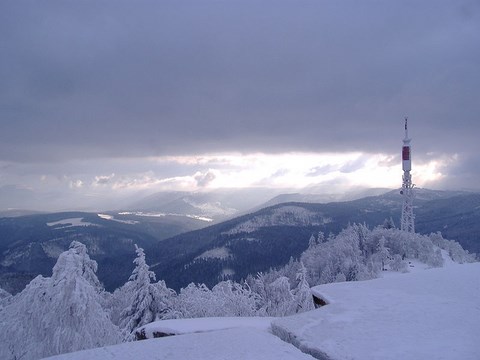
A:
212 280 260 316
383 217 396 229
293 262 314 312
308 234 317 248
265 276 296 316
174 282 215 318
375 236 390 271
119 245 175 339
0 241 121 360
389 254 408 272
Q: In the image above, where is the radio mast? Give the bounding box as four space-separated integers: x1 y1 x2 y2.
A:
400 118 415 233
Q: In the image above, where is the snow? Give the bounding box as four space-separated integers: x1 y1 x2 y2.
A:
226 205 328 234
117 211 213 222
139 316 275 337
221 267 235 276
185 214 214 222
46 218 97 228
97 213 139 224
40 253 480 360
272 261 480 360
195 247 231 260
44 327 314 360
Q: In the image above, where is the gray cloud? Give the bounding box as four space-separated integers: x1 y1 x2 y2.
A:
307 165 338 177
94 174 115 185
194 170 216 187
339 157 367 174
0 0 479 200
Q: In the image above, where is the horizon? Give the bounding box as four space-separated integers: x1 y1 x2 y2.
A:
1 1 479 211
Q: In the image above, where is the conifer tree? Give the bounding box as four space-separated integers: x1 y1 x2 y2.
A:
293 262 314 312
0 241 121 360
119 245 175 339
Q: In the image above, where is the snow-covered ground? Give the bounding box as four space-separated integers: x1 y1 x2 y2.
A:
225 205 328 235
139 316 274 338
43 259 480 360
45 327 314 360
97 214 139 224
194 247 232 261
46 218 97 228
272 261 480 360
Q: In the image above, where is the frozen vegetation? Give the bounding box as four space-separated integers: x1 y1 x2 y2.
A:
225 205 330 234
0 222 476 359
43 254 480 360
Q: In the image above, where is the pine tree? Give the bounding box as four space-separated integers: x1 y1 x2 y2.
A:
308 234 317 248
293 262 314 313
0 241 121 360
119 245 175 339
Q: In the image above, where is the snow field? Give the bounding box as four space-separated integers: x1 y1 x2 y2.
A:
44 327 315 360
139 316 275 338
272 262 480 360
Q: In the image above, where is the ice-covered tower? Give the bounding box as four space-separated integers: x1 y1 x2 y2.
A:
400 118 415 233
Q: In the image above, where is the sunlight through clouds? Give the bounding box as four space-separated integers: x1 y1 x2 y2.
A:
122 152 451 192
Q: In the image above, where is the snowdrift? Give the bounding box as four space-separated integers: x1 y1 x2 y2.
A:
272 261 480 360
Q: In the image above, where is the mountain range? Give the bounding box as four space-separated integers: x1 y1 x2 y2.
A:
0 188 478 294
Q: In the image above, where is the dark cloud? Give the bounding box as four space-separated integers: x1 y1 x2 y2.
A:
0 0 479 199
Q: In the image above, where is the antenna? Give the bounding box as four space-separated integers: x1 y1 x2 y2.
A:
400 118 415 233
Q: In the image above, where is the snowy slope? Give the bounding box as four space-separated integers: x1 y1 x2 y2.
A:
43 260 480 360
272 261 480 360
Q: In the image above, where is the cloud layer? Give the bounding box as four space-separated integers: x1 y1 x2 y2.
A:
0 0 479 209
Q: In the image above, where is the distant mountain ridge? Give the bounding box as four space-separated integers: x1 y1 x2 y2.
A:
0 189 478 294
147 189 479 290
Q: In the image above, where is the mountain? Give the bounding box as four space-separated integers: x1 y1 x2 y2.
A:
0 211 210 293
256 188 392 209
127 188 283 222
146 189 479 290
1 189 478 294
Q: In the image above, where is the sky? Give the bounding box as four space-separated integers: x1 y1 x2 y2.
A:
0 0 479 211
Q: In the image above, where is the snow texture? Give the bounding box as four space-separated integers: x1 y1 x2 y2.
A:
195 246 232 260
46 217 97 228
117 211 213 222
139 316 275 337
97 213 139 224
272 261 480 360
226 205 329 234
44 327 314 360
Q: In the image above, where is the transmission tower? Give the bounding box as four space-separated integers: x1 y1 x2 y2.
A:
400 118 415 233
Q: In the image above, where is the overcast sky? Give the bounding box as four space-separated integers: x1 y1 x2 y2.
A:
1 0 479 211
